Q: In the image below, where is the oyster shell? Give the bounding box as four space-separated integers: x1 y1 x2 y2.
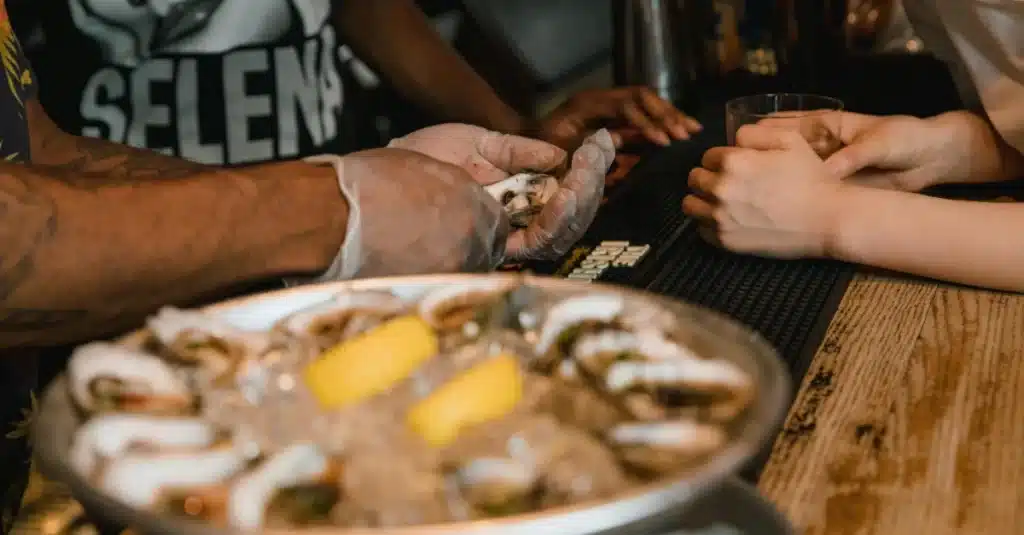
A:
449 458 539 516
67 342 194 416
146 307 271 381
417 278 520 334
275 291 406 351
485 173 559 228
227 443 341 530
607 420 727 475
70 414 219 477
100 443 249 508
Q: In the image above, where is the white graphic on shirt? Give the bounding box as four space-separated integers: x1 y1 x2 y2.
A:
67 0 345 165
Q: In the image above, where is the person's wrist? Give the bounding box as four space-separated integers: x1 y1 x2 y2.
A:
264 160 350 275
822 184 878 264
929 110 1015 184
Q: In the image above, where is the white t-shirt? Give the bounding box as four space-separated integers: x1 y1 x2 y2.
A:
904 0 1024 154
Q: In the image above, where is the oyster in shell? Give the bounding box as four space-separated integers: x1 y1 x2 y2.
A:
485 173 559 228
67 342 195 416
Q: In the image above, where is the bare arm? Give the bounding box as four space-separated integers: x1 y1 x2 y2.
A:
334 0 527 134
830 185 1024 292
930 110 1024 185
0 100 348 349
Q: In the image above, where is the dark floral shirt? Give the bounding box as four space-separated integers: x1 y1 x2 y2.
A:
0 0 39 532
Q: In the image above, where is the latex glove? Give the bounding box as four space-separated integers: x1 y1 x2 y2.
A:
682 124 843 259
535 87 702 150
506 130 616 261
757 110 990 192
390 124 616 261
388 123 567 185
296 148 509 282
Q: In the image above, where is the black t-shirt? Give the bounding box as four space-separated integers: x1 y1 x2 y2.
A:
0 1 38 531
13 0 359 166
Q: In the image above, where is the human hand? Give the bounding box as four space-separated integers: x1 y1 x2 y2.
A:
391 123 616 262
682 124 844 258
297 149 510 280
506 129 616 261
758 111 970 192
388 123 566 185
535 87 702 150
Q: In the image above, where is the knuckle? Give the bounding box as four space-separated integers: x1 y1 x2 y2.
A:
778 129 803 145
734 124 758 144
720 152 747 174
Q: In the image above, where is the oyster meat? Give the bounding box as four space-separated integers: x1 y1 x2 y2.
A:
485 173 559 228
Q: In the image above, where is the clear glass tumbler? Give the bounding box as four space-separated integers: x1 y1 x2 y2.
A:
725 93 844 155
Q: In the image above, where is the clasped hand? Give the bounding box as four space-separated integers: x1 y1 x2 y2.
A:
683 109 987 259
683 125 843 258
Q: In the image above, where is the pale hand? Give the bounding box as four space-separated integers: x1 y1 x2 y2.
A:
759 111 976 192
682 124 843 258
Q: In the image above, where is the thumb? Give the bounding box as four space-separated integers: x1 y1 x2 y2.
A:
476 131 567 174
505 189 578 261
823 136 887 178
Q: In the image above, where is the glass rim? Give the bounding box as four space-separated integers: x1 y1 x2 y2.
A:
726 93 844 118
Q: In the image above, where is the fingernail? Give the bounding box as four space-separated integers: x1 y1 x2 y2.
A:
588 128 615 151
579 144 603 166
671 125 689 138
655 132 671 146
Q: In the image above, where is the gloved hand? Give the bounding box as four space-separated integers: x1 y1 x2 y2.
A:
388 123 566 185
293 148 510 282
389 124 616 261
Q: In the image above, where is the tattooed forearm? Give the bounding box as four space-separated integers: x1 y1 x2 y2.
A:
27 99 211 185
0 175 56 303
36 134 209 181
0 155 347 350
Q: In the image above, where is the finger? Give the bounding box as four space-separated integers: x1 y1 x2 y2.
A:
637 89 691 139
832 112 880 145
734 124 814 152
609 130 624 148
682 193 715 222
683 115 704 132
572 128 617 173
700 146 742 171
696 224 724 249
823 136 890 178
476 131 567 174
621 100 672 146
611 127 648 148
755 114 837 158
505 189 580 261
687 167 721 198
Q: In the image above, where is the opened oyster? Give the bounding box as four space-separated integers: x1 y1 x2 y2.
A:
485 173 559 228
62 279 760 530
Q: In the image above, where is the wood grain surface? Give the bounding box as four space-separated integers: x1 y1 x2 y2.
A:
759 272 1024 534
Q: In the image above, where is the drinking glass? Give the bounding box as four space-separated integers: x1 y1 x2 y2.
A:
725 93 844 157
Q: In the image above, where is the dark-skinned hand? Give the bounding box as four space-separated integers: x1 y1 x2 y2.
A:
534 86 702 151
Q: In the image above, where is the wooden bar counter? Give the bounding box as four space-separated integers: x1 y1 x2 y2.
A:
758 271 1024 534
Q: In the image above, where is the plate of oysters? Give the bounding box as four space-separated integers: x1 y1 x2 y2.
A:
33 274 790 535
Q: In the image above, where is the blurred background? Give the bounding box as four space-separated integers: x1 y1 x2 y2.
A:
352 0 926 147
